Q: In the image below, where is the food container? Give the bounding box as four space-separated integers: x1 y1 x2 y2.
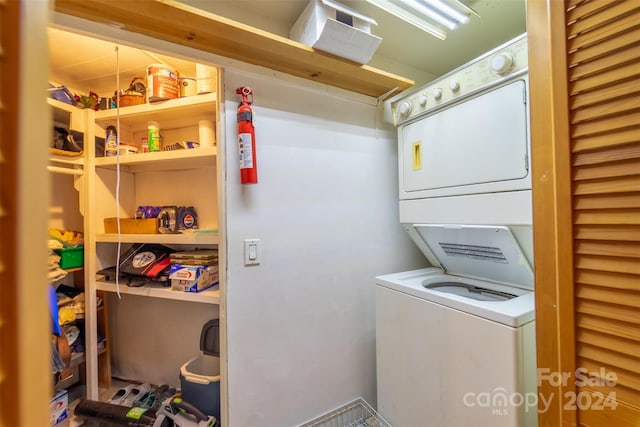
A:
54 246 84 269
118 144 139 156
147 64 179 102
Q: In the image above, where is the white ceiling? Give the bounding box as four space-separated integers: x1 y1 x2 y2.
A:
49 0 526 97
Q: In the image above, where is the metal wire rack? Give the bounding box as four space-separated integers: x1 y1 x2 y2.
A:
299 397 392 427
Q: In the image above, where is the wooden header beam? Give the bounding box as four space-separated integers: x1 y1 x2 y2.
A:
54 0 415 98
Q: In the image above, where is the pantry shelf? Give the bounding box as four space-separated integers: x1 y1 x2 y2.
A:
94 92 217 130
94 146 217 172
95 233 219 245
95 280 220 304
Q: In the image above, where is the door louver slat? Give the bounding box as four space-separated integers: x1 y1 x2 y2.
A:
571 95 640 124
578 314 640 341
573 160 640 181
567 0 626 23
569 30 639 65
569 47 640 81
571 110 640 138
575 241 640 258
575 254 640 275
577 299 639 324
573 141 640 163
571 79 640 109
570 61 640 95
573 127 640 152
568 13 639 53
577 345 640 384
578 330 640 362
573 176 640 195
567 2 640 38
574 224 640 240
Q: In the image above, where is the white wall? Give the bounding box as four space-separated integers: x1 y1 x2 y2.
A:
223 69 426 426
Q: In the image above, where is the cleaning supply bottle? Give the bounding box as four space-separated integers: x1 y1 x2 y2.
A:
105 126 118 156
147 121 161 152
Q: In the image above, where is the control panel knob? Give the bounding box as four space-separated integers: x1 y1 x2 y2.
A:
418 95 427 106
449 81 460 92
398 101 412 116
432 88 443 100
491 52 514 75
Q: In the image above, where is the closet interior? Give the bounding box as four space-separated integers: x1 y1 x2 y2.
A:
47 25 222 425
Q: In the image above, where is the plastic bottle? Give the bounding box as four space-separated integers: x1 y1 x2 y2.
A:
147 121 160 152
105 125 118 156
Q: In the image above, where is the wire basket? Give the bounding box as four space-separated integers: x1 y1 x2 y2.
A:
299 398 392 427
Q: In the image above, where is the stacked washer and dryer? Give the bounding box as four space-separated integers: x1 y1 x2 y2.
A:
376 34 538 427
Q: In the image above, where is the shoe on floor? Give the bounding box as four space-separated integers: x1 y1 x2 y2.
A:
122 383 151 407
108 384 134 405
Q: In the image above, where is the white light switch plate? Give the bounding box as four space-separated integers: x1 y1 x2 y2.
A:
244 238 261 265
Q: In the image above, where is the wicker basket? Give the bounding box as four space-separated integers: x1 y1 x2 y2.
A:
114 92 145 107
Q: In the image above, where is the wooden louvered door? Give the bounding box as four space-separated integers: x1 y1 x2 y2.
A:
528 0 640 426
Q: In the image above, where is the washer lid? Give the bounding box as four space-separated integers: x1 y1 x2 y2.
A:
413 224 534 290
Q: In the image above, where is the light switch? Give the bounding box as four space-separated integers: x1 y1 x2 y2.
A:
244 238 261 265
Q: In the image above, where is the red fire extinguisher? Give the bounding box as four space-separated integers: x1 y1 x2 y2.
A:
236 86 258 184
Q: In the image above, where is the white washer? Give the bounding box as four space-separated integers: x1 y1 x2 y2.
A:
376 225 537 427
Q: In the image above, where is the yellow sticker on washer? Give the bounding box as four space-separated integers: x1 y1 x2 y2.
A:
412 142 422 170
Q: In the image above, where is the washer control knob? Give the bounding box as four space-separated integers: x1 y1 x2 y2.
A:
398 101 412 116
432 88 443 100
491 52 514 75
418 95 427 106
449 81 460 92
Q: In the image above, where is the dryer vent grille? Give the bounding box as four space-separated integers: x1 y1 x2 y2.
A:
438 242 508 263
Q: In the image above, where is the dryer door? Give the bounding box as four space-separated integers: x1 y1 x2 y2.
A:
400 80 529 199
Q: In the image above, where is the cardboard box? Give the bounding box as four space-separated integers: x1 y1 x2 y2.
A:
289 0 382 64
49 389 68 426
170 264 219 292
104 218 159 234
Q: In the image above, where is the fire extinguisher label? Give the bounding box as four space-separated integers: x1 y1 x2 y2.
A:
238 133 254 168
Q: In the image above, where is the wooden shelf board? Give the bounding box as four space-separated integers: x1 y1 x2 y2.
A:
96 232 219 245
94 146 216 172
54 0 414 98
94 92 217 130
96 280 220 304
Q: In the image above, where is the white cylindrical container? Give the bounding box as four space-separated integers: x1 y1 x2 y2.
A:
196 64 216 94
179 78 197 97
198 120 215 147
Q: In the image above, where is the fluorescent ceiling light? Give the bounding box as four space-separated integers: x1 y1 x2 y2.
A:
399 0 457 30
423 0 470 23
364 0 448 40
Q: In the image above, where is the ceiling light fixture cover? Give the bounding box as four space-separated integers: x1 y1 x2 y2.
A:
400 0 458 30
364 0 472 39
